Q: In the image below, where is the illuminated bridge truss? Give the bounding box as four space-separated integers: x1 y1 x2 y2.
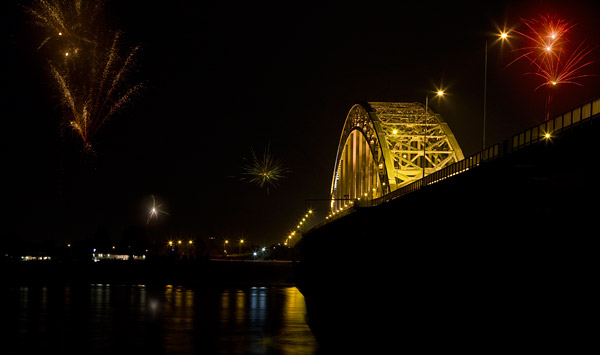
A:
330 102 464 212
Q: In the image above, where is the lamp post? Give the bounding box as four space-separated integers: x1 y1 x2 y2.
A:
483 31 509 150
423 89 445 178
483 39 488 150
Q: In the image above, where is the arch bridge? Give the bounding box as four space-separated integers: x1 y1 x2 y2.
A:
330 102 464 212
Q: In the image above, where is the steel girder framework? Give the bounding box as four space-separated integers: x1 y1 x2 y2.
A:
330 102 464 212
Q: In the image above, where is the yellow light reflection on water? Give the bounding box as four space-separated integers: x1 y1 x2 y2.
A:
162 285 195 353
216 286 317 353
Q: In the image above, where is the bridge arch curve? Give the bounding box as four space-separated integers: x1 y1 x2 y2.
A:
330 102 464 212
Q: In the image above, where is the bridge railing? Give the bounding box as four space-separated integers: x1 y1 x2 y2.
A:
367 143 501 206
368 95 600 207
312 95 600 230
509 97 600 152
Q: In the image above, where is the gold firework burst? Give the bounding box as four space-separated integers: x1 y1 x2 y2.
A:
27 0 143 150
242 145 287 193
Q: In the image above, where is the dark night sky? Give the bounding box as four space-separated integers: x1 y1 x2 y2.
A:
3 0 600 248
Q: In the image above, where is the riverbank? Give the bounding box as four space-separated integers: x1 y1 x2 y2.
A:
1 259 296 287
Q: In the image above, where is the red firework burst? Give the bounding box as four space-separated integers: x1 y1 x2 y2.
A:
507 14 596 120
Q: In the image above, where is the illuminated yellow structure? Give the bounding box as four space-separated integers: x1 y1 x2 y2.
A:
330 102 463 212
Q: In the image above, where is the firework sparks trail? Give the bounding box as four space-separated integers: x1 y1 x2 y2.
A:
27 0 101 53
507 15 575 70
241 144 288 193
147 195 169 224
27 0 143 151
506 14 596 121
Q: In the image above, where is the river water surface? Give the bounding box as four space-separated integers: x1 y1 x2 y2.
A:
2 283 319 354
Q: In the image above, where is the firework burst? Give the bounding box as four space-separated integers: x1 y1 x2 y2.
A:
27 0 143 151
241 144 287 193
506 14 596 120
147 195 169 224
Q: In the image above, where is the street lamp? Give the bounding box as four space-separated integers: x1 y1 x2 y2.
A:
187 240 193 259
239 239 244 256
423 89 445 178
483 30 510 149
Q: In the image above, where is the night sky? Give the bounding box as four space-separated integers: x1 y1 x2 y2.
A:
4 0 600 248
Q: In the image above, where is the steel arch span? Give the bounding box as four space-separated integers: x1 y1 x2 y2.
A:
330 102 464 212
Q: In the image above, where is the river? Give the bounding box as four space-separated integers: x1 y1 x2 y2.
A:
1 283 319 354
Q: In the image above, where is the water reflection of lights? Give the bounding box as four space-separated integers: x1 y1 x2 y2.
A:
163 285 195 352
216 287 316 353
148 297 160 318
12 284 316 354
